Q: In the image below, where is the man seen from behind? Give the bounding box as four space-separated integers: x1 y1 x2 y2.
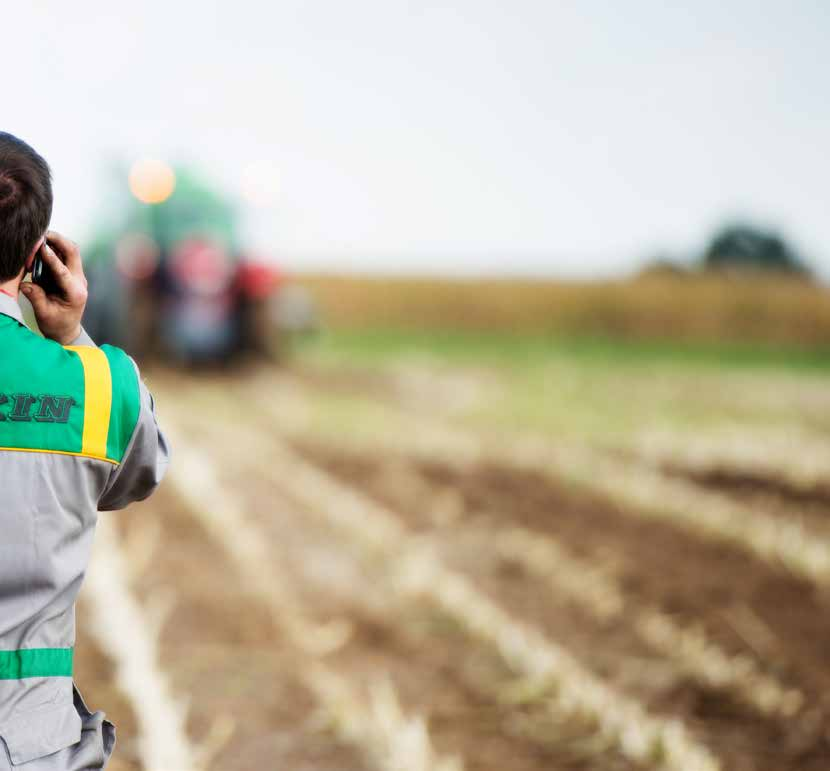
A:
0 132 169 770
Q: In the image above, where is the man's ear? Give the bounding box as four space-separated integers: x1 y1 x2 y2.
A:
23 236 45 273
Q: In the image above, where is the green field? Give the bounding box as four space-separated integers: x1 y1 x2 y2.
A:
300 327 830 372
295 326 830 451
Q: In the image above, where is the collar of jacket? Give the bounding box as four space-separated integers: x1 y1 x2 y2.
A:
0 291 25 325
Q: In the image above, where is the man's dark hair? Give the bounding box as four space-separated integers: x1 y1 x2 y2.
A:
0 133 52 282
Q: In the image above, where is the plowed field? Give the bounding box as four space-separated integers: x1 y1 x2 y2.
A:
76 358 830 771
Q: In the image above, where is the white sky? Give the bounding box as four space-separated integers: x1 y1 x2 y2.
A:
5 0 830 277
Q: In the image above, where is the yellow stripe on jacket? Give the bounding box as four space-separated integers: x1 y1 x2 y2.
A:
64 346 112 459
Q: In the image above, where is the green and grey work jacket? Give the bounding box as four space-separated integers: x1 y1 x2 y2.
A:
0 293 169 768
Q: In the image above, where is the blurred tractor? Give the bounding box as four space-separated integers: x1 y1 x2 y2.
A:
82 163 315 364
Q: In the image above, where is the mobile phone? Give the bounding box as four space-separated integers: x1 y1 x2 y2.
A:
31 240 63 296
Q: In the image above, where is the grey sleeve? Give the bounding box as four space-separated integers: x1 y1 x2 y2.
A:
98 364 171 512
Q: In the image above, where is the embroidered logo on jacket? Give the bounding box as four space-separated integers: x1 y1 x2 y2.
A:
0 394 76 423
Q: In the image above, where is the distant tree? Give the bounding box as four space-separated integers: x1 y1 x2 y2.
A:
702 223 810 276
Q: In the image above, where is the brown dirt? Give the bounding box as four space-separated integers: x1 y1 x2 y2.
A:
662 464 830 536
293 440 830 770
171 457 642 771
329 603 639 771
114 481 646 771
111 488 375 771
132 372 830 769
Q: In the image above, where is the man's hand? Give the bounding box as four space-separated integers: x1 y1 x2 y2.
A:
21 231 88 345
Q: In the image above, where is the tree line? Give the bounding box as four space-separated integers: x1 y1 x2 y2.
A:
645 222 811 279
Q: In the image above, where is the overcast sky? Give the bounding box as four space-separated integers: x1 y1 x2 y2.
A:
5 0 830 277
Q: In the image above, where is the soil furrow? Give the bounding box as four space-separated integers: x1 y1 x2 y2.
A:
161 435 646 771
442 526 826 770
204 369 830 587
111 489 375 771
147 372 830 770
661 464 830 536
170 423 719 771
294 443 830 742
126 478 645 771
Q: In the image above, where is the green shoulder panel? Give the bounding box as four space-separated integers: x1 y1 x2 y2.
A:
101 344 141 463
0 319 141 463
0 318 86 455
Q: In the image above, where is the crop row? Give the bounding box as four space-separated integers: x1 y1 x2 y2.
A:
494 527 802 718
221 369 830 589
171 408 722 771
165 424 461 771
